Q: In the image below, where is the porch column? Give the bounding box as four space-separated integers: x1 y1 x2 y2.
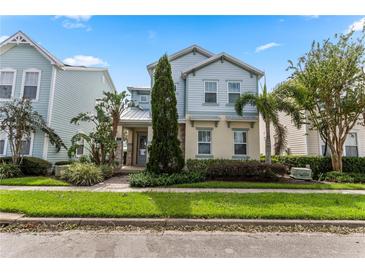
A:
146 126 153 162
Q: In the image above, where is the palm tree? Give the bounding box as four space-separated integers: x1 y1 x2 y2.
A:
235 83 302 164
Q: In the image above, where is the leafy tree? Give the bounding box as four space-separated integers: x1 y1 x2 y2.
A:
235 83 302 164
276 29 365 171
96 91 128 161
68 106 116 165
0 98 66 164
147 54 184 174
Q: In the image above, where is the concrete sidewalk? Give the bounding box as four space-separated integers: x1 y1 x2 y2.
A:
1 184 365 194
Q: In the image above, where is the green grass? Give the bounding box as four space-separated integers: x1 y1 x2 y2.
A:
1 190 364 220
0 177 70 186
170 181 365 190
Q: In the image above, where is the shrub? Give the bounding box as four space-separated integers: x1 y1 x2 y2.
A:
54 160 75 166
1 157 52 176
186 159 287 180
78 155 91 163
342 157 365 173
0 162 22 179
100 164 114 179
325 171 365 184
62 163 103 186
130 171 205 187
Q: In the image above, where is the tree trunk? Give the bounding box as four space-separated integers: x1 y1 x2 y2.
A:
265 119 272 164
331 149 343 172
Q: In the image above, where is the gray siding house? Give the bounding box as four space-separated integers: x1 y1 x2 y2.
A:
120 45 264 166
0 31 116 163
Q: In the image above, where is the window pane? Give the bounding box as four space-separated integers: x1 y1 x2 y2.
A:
234 144 247 155
0 85 12 99
76 145 84 155
346 146 358 157
0 72 14 85
205 81 217 92
229 93 240 104
228 82 240 92
198 131 211 142
0 140 5 155
321 145 331 156
234 131 246 143
205 93 217 103
23 86 37 99
21 138 31 155
25 72 39 86
346 133 357 146
198 143 211 154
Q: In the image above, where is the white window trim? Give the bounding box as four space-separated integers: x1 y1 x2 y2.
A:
21 132 34 156
197 129 212 155
227 81 241 104
0 132 8 156
20 68 41 102
233 130 248 156
0 68 17 101
203 80 218 104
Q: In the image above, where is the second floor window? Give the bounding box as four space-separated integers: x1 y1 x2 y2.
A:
140 95 148 103
204 81 217 103
23 70 40 100
228 81 241 104
0 70 15 100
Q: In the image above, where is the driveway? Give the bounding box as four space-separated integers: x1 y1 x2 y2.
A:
1 230 364 257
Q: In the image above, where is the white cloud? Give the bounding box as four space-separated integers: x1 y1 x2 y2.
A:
63 55 108 67
255 42 281 53
0 35 9 43
54 15 92 22
54 15 92 30
347 17 365 33
62 21 87 29
148 30 157 40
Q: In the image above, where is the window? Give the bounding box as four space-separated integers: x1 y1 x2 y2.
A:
22 70 40 100
321 144 331 157
227 81 241 104
0 132 7 156
204 81 217 103
0 70 15 100
198 130 211 155
20 135 33 156
76 139 84 156
140 95 148 102
234 130 247 155
345 132 358 157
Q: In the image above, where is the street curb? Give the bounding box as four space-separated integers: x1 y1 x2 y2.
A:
1 216 365 228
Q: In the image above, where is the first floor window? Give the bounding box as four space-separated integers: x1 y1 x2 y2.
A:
228 81 241 104
198 130 211 155
345 132 358 157
0 132 6 155
234 130 247 155
0 70 15 99
76 139 84 156
321 144 331 157
204 81 217 103
23 71 40 100
21 136 32 155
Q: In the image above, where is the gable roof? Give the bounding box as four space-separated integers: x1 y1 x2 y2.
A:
147 44 214 75
0 31 116 90
181 52 264 79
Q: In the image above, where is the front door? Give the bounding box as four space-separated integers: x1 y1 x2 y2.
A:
136 132 148 166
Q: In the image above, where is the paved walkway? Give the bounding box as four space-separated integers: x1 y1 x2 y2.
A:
1 176 364 194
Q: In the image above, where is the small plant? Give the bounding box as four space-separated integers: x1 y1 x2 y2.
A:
100 164 114 179
0 162 22 179
129 171 205 187
62 163 103 186
78 155 91 163
325 171 365 184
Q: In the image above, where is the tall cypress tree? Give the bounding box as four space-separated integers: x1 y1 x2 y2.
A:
147 54 184 174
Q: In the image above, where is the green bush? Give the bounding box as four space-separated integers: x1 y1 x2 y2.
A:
100 164 114 179
62 163 103 186
54 160 75 166
78 155 91 163
0 162 22 179
186 159 287 180
325 171 365 184
342 157 365 173
129 171 205 187
1 157 51 176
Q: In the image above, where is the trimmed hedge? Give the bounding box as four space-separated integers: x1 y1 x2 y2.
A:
0 162 22 179
266 155 365 179
54 160 75 166
0 157 51 176
325 171 365 184
129 171 205 187
186 159 287 180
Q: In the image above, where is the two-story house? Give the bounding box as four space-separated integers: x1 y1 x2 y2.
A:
120 45 264 166
0 31 116 163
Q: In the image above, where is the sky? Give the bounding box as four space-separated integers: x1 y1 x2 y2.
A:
0 16 364 92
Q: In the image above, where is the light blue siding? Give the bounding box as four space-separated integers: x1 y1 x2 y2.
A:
131 90 151 110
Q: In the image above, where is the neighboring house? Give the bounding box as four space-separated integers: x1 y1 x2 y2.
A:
259 112 365 157
0 31 116 163
120 45 264 166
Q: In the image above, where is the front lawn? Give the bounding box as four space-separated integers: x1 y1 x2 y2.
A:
0 177 70 186
170 181 365 190
1 190 364 220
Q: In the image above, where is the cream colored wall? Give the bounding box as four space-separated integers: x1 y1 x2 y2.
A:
185 116 260 160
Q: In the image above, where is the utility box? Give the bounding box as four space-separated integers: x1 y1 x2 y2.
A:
54 165 70 177
290 167 312 180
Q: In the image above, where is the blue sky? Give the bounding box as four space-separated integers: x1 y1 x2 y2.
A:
1 16 364 92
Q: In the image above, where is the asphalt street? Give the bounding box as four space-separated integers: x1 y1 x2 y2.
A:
1 230 364 258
